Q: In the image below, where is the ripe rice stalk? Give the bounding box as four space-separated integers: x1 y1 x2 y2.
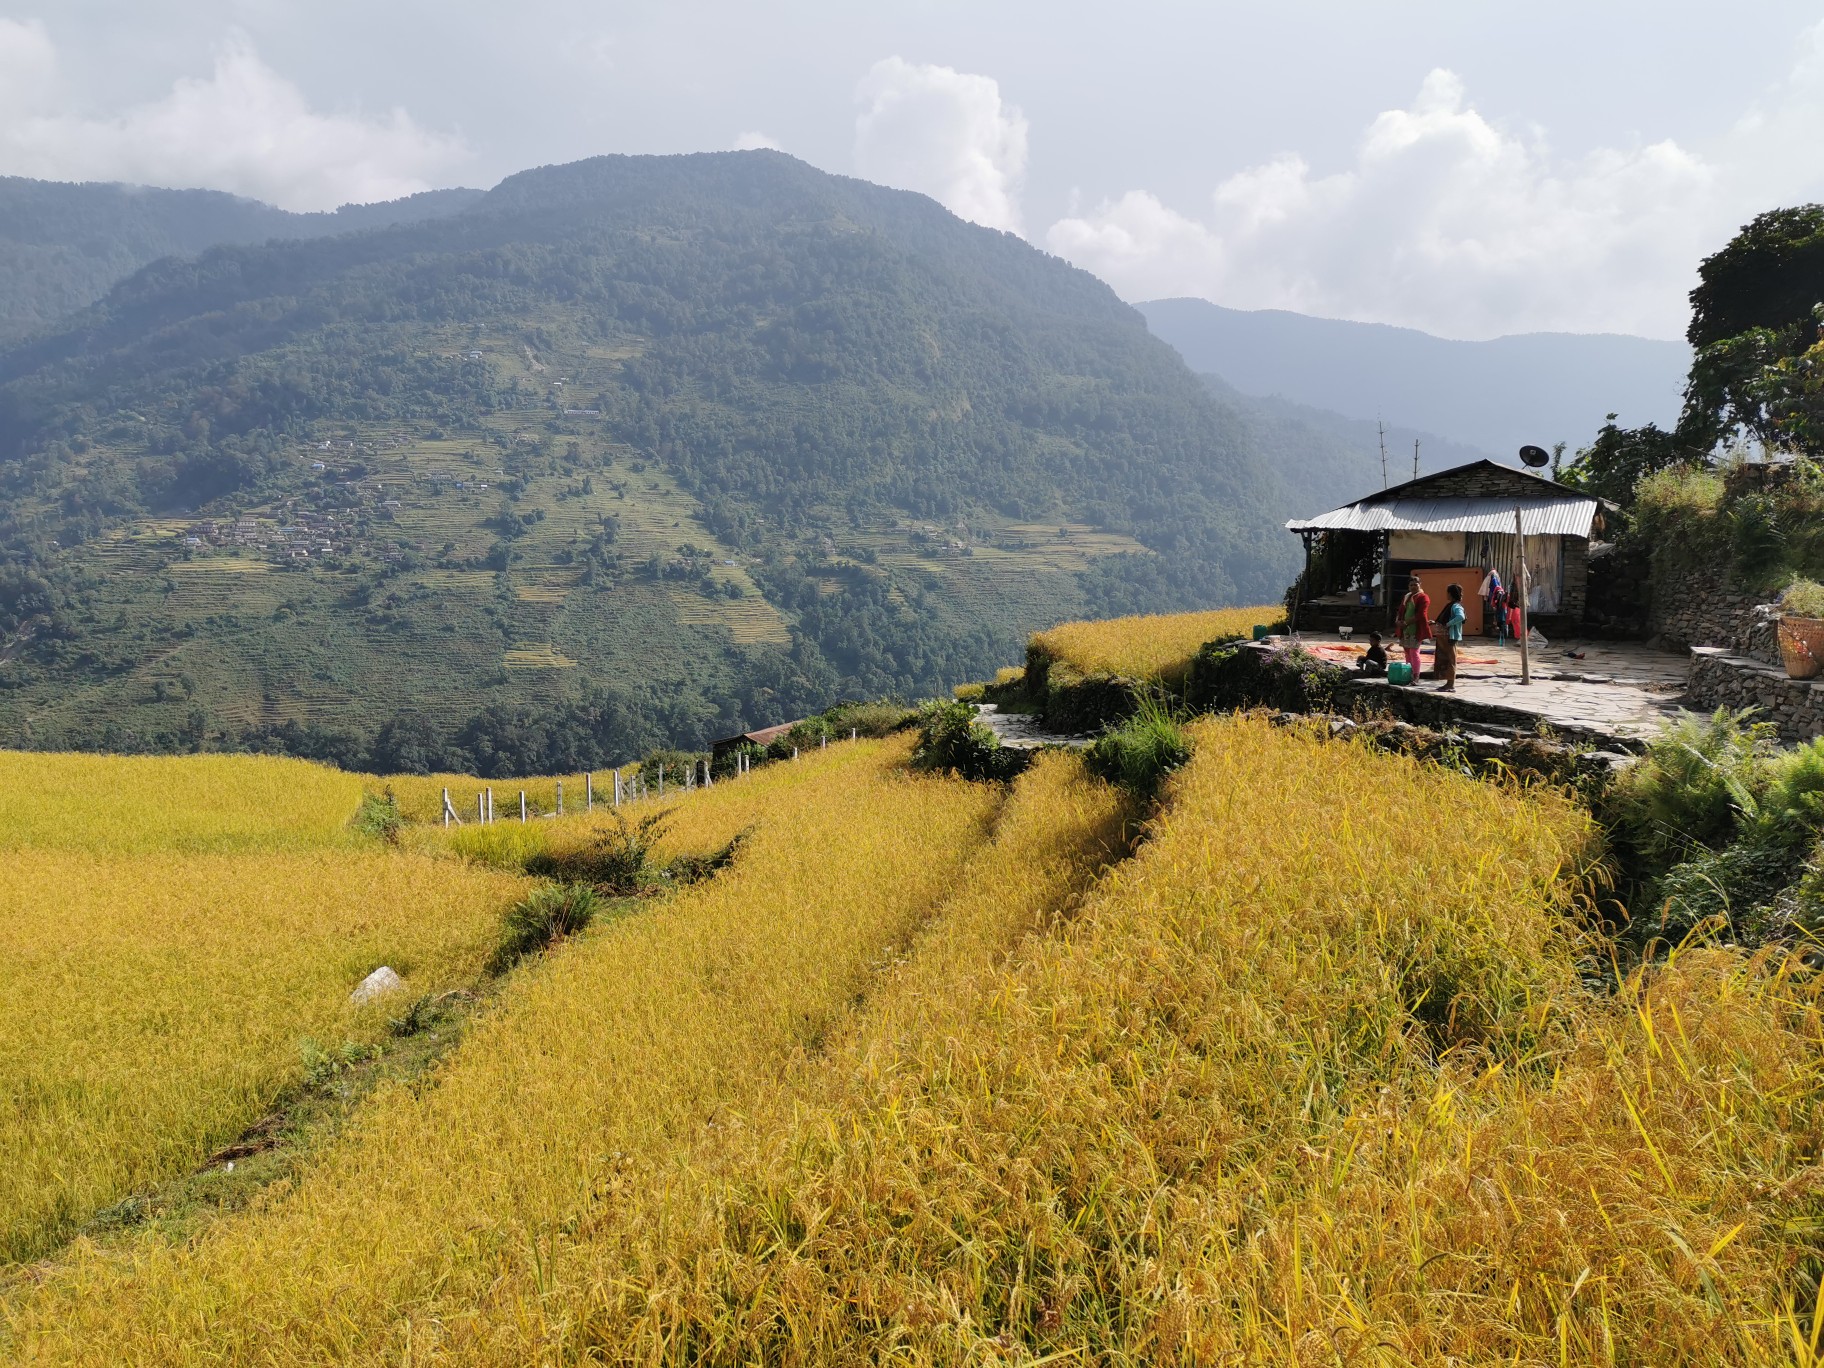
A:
1029 604 1279 683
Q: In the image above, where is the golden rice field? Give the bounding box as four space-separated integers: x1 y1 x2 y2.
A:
0 751 362 853
0 752 527 1265
8 722 1824 1363
2 735 1011 1360
1028 603 1281 682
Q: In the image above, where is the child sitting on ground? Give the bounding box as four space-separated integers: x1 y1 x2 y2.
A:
1357 631 1388 676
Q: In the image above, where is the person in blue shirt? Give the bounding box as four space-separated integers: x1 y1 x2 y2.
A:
1435 583 1467 692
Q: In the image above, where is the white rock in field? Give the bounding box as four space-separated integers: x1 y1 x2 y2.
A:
350 966 405 1006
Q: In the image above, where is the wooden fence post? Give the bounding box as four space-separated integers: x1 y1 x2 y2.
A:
792 746 799 760
586 772 593 812
850 727 856 742
442 786 451 828
821 734 827 749
477 792 485 824
658 764 665 798
613 769 623 807
519 791 527 823
556 780 563 817
486 788 494 824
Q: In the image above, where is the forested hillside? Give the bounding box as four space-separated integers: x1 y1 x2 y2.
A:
0 178 483 343
0 152 1293 768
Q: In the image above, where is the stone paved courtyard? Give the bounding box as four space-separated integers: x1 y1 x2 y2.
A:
1302 634 1693 744
979 637 1702 753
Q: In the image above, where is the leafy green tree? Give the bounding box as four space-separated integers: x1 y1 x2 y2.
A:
1559 417 1693 506
1682 205 1824 454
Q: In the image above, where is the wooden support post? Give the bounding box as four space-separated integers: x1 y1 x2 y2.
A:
1514 505 1533 686
586 772 593 812
477 792 485 824
556 780 563 817
821 734 827 749
792 746 799 760
442 787 452 828
519 791 527 823
613 769 622 808
658 764 664 797
486 788 494 824
850 727 856 742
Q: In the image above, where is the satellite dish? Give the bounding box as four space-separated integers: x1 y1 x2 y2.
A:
1518 444 1551 469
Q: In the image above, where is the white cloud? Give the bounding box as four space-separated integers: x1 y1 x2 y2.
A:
1048 67 1725 338
0 29 465 210
0 19 57 124
732 130 782 151
854 56 1027 234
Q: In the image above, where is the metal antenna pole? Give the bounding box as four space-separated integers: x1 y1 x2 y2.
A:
1413 439 1420 481
1378 419 1388 489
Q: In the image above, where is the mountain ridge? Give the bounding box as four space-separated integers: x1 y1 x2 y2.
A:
0 177 485 343
1138 296 1689 458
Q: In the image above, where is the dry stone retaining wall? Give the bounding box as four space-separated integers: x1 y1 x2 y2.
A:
1687 646 1824 743
1648 561 1780 666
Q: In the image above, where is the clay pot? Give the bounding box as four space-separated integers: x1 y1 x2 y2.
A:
1779 615 1824 680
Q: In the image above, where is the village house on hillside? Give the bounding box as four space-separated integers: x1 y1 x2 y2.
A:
1285 460 1612 637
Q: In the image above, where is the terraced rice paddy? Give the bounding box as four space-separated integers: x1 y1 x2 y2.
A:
1030 603 1283 682
5 717 1824 1363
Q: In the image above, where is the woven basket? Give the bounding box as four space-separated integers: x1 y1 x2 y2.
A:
1779 615 1824 681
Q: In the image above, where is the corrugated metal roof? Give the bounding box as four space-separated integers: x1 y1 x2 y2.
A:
1285 495 1599 538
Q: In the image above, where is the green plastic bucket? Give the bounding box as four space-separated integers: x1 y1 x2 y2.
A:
1386 661 1414 685
1251 623 1270 640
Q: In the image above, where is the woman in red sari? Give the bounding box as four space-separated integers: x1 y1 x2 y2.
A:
1397 574 1432 680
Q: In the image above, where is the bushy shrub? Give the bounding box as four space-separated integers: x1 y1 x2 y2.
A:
1752 736 1824 842
1184 640 1345 715
793 701 916 746
351 790 403 844
1085 698 1192 799
910 700 1027 782
491 882 602 972
1644 840 1797 947
530 808 674 894
1784 574 1824 618
1606 708 1775 865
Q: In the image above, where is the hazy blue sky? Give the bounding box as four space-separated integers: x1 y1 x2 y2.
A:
3 2 1821 339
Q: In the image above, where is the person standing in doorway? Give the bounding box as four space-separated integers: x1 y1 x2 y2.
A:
1480 568 1504 638
1398 575 1432 680
1435 583 1466 692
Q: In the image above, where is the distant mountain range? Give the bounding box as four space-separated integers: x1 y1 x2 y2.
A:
1137 297 1691 460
